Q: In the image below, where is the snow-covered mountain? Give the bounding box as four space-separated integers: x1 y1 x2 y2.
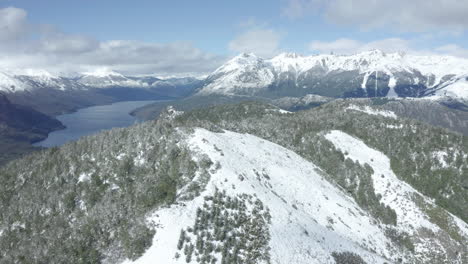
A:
77 68 145 88
0 69 87 92
198 50 468 100
75 69 205 90
0 68 204 93
1 101 466 263
125 127 467 264
433 74 468 101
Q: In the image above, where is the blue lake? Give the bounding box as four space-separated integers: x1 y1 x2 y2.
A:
34 100 158 147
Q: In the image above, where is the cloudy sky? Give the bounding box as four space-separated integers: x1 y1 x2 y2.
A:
1 0 467 76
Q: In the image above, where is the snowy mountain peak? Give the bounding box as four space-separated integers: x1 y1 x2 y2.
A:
274 52 302 59
209 53 265 77
357 49 386 57
199 50 468 100
18 69 56 78
0 71 31 92
238 52 258 58
229 52 261 64
81 68 124 78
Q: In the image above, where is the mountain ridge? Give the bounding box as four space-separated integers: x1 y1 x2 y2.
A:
0 69 205 93
1 101 466 263
197 50 468 100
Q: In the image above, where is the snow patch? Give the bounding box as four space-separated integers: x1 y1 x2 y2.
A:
386 124 403 129
267 108 292 114
346 105 397 119
432 151 449 168
361 72 370 89
78 172 92 183
386 75 398 97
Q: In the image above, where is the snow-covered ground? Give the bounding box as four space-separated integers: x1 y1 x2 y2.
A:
325 130 468 262
124 128 403 264
434 75 468 101
345 105 397 119
122 127 468 264
0 71 31 92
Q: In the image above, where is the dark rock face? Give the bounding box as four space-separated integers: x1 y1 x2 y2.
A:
0 92 64 143
0 92 67 165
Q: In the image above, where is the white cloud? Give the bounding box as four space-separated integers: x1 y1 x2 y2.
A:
309 38 411 54
283 0 468 32
281 0 315 19
228 26 282 58
0 7 225 76
309 38 362 54
39 34 99 54
434 44 468 58
0 7 28 42
309 37 468 58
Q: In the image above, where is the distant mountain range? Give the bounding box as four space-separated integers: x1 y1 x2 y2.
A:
0 69 204 116
197 50 468 101
0 68 204 93
2 50 467 103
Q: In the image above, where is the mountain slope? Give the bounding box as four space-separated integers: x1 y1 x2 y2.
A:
198 50 468 100
0 92 64 164
0 101 466 263
434 75 468 100
125 128 392 264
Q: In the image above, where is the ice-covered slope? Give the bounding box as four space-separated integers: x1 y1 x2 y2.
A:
433 75 468 101
198 50 468 99
124 128 468 264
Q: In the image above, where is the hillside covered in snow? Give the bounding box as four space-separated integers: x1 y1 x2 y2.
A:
0 100 466 264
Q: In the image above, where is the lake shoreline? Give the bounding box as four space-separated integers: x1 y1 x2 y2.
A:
34 100 162 148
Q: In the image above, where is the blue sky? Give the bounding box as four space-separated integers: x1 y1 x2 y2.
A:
1 0 467 75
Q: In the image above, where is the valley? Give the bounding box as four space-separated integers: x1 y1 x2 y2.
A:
0 72 203 165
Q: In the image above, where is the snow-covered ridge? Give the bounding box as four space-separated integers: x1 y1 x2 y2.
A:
199 50 468 99
324 130 468 262
126 128 393 264
0 67 203 92
124 128 467 264
0 71 31 92
81 68 124 78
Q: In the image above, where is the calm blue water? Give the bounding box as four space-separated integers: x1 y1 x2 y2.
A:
34 100 157 147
